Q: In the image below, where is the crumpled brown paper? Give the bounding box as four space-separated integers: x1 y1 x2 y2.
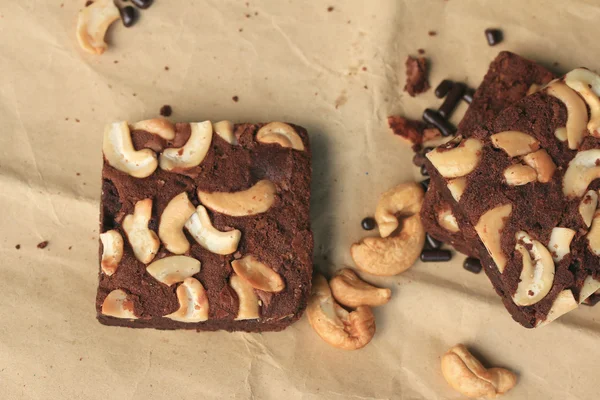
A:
2 1 600 399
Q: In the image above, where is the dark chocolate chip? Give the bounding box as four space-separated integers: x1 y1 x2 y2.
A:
361 217 376 231
463 257 482 274
439 82 466 119
422 108 455 137
425 234 443 249
484 29 503 46
131 0 153 9
412 152 426 167
463 88 475 104
420 179 430 192
434 79 454 98
420 249 452 262
420 164 429 176
119 6 137 27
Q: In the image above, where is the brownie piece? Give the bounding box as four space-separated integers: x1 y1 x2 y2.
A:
404 56 430 97
97 119 313 332
426 68 600 327
421 52 555 257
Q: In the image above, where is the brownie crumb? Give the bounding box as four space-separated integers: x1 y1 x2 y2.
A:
113 60 118 64
327 6 334 11
85 1 93 6
428 30 437 36
388 115 433 151
75 119 80 123
68 246 72 250
132 93 137 97
164 66 169 71
232 96 239 102
65 117 69 121
418 48 425 55
239 28 243 32
76 172 81 176
403 56 430 97
160 105 172 117
245 13 251 18
15 244 20 250
362 66 367 71
37 241 49 249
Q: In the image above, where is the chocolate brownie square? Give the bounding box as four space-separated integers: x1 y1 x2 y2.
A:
426 68 600 327
421 52 555 257
97 119 313 332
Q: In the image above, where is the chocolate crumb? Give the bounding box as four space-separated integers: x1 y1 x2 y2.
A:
254 11 258 16
418 48 425 55
76 172 81 176
85 1 93 7
114 60 118 64
65 118 69 121
160 105 172 117
68 246 72 250
15 244 20 250
245 13 251 18
239 28 243 32
362 66 367 71
37 241 49 249
75 119 80 123
428 30 437 36
232 96 239 102
327 6 334 11
132 93 137 97
164 66 169 71
364 85 368 89
403 56 430 97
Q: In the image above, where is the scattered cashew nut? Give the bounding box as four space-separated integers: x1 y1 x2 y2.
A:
563 149 600 198
214 120 237 145
513 231 555 306
503 164 537 186
490 131 539 157
101 289 137 319
522 149 556 183
307 274 376 350
164 277 209 322
99 230 124 276
547 227 576 262
546 80 589 149
426 138 483 178
329 268 391 308
158 192 195 254
352 183 425 276
159 121 213 171
579 190 598 228
474 204 512 273
231 255 285 293
198 180 277 217
441 344 517 399
131 118 176 140
230 273 260 320
122 199 160 264
103 121 158 178
185 205 241 255
565 68 600 136
76 0 120 55
256 122 305 151
146 256 201 286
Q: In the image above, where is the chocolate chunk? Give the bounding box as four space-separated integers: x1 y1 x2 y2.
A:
159 105 172 117
37 241 49 249
422 108 455 137
420 249 452 262
131 0 153 9
463 88 475 104
463 257 482 274
435 80 454 99
484 29 503 46
420 179 430 192
439 82 466 119
361 217 376 231
425 233 443 249
404 56 430 97
119 6 137 27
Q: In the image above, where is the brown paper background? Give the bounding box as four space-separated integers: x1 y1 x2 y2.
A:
2 1 600 399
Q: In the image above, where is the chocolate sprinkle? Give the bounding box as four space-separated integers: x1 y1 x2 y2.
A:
119 6 137 27
420 164 429 176
439 82 466 119
434 79 453 99
420 249 452 262
361 217 376 231
484 28 503 46
422 108 455 137
463 257 482 274
463 88 475 104
131 0 153 9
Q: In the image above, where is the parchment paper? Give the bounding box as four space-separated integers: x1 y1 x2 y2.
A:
2 1 600 399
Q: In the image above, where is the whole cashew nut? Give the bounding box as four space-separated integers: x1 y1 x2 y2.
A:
546 80 588 149
563 149 600 198
230 273 260 320
214 120 237 145
441 344 517 399
164 277 209 322
158 192 196 255
146 256 201 286
307 274 376 350
231 255 285 293
159 121 213 171
352 183 425 276
101 289 137 319
99 230 124 276
547 227 576 262
103 122 158 178
185 205 241 255
76 0 120 55
512 231 555 306
490 131 539 157
131 118 176 140
122 199 160 264
474 204 512 273
256 122 305 151
329 268 391 308
565 68 600 136
198 180 277 217
426 138 483 178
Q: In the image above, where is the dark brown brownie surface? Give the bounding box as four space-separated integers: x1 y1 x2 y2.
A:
98 122 313 332
421 52 555 256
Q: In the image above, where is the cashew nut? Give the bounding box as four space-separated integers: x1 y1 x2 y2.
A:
503 164 537 186
185 206 241 255
565 68 600 136
527 83 542 95
158 192 195 254
352 183 425 276
474 204 512 273
164 277 209 322
546 80 589 149
159 121 213 171
447 177 467 202
438 207 460 232
146 256 201 286
579 190 598 228
213 120 237 145
563 149 600 198
230 273 260 320
426 138 483 178
375 182 424 238
231 255 285 293
522 149 556 183
512 231 555 306
76 0 120 55
131 118 176 140
103 121 158 178
329 268 391 308
441 344 517 399
122 199 160 264
256 122 305 151
101 289 137 319
99 230 124 276
198 180 277 217
536 290 578 328
547 227 576 262
587 209 600 256
555 127 568 142
490 131 540 157
307 274 376 350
